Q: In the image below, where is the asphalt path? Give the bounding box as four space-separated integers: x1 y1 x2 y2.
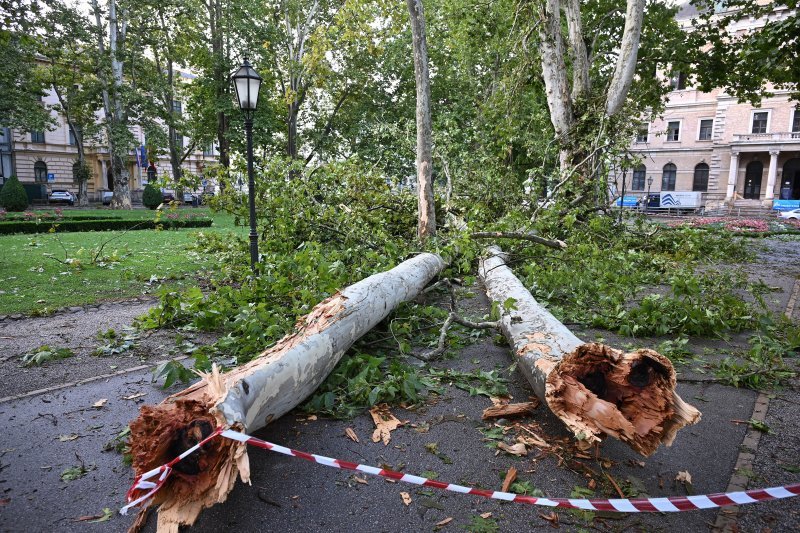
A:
1 238 799 532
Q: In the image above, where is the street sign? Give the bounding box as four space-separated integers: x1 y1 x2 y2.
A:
47 173 55 182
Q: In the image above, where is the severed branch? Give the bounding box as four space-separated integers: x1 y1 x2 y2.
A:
471 231 566 250
479 245 700 457
416 279 499 361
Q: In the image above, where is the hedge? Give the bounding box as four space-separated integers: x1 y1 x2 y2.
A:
0 218 213 235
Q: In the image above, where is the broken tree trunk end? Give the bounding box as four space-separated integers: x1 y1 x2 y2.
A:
478 245 700 457
127 253 446 532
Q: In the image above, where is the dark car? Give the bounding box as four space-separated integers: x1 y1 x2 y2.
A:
161 190 175 202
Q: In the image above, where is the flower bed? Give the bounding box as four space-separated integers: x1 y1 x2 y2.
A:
669 217 800 234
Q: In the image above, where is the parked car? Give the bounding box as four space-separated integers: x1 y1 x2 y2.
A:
101 191 113 205
778 208 800 220
48 190 74 206
183 192 200 205
161 190 175 202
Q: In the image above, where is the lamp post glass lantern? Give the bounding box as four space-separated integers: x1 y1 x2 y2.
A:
232 57 263 270
646 175 654 211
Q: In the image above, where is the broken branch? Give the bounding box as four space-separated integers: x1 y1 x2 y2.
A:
471 231 566 250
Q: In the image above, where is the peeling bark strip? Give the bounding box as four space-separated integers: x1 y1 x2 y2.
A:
478 246 700 456
127 253 445 532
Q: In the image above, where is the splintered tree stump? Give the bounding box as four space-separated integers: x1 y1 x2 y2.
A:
478 245 700 456
127 253 446 532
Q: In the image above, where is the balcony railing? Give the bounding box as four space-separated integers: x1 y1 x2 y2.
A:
733 131 800 142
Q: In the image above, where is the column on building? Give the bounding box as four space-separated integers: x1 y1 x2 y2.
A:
765 149 780 201
725 150 740 202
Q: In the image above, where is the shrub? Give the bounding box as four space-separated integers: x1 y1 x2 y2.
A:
0 217 212 235
0 176 29 212
142 184 162 210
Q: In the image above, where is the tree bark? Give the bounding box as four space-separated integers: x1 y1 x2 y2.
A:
478 246 700 457
93 0 132 209
406 0 436 240
605 0 646 116
127 253 446 532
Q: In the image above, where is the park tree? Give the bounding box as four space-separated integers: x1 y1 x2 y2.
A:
91 0 136 209
689 0 799 104
39 1 103 207
0 0 51 132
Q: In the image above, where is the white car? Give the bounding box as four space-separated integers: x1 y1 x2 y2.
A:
778 208 800 220
49 190 74 205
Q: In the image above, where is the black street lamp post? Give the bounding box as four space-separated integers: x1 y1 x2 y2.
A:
646 175 654 212
232 57 263 271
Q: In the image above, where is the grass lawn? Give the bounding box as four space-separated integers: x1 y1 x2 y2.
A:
0 208 244 315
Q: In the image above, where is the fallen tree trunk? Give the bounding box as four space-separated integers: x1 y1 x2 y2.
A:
478 245 700 456
127 252 445 532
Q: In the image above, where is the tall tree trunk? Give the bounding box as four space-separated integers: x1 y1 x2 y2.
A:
605 0 646 116
94 0 132 209
406 0 436 240
209 0 230 178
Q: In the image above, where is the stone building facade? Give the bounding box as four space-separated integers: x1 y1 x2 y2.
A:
623 3 799 209
2 74 217 203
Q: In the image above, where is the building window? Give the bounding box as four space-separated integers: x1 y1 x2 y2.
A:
632 165 646 191
666 121 680 142
693 163 709 191
31 131 45 143
203 144 215 156
662 163 676 191
172 100 182 115
635 124 648 143
68 125 82 146
698 119 713 141
669 71 687 90
172 130 183 150
792 110 799 136
751 111 769 134
34 161 47 183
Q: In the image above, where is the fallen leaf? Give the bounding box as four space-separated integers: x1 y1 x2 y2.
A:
675 470 692 484
588 478 597 490
497 442 527 456
57 434 79 442
480 512 492 519
353 476 368 485
538 511 559 525
121 393 146 400
400 492 412 506
345 428 360 443
501 467 517 492
92 399 108 409
306 415 318 421
0 498 9 506
435 517 453 527
370 404 403 445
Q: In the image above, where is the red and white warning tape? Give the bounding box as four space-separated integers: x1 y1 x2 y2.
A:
122 427 800 515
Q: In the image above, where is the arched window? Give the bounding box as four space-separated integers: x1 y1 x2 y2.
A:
692 163 709 192
632 165 646 191
34 161 47 183
662 163 676 191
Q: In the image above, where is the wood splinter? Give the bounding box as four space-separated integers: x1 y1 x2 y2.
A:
126 253 446 533
479 245 700 457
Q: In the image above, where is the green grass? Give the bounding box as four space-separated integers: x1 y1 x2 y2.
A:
0 208 245 315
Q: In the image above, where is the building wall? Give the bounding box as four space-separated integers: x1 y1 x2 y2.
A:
7 79 218 202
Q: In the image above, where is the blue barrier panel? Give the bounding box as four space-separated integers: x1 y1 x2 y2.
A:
773 200 800 211
615 196 639 207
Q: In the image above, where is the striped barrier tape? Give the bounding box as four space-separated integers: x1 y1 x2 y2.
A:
121 427 800 515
